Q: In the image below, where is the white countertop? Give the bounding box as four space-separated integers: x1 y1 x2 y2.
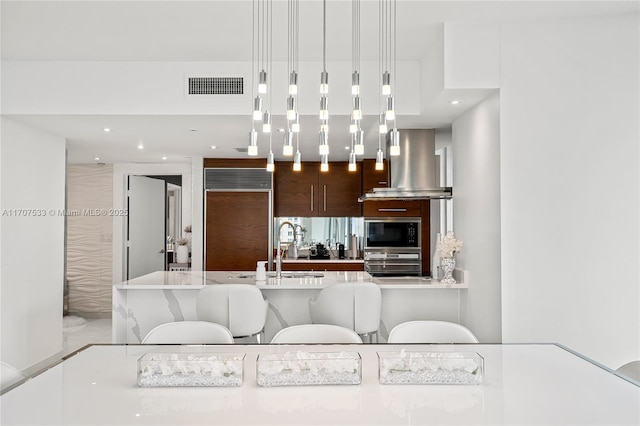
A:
2 343 637 425
114 271 467 290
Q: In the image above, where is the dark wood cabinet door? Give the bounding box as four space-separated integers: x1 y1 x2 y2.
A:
317 162 362 217
205 191 269 271
274 162 319 217
361 158 389 192
363 200 423 217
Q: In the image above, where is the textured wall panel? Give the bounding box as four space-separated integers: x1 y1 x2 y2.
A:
66 164 113 313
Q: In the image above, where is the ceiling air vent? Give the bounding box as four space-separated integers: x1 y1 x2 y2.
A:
188 77 243 95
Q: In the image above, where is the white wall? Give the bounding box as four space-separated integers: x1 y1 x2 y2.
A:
452 91 502 343
112 163 193 282
0 117 66 370
499 14 639 368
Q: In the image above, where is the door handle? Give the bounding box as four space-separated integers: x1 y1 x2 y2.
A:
310 185 314 211
378 208 407 212
323 185 327 211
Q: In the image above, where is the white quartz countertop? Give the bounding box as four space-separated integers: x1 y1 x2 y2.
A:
114 271 467 289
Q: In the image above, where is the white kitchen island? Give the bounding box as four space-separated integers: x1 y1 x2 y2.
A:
113 271 468 344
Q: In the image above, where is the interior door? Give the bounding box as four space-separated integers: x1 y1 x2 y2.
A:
206 191 270 271
127 176 166 279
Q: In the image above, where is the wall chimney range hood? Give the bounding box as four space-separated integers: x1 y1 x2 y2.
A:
358 129 452 202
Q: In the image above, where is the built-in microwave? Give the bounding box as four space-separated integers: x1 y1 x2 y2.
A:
364 218 420 249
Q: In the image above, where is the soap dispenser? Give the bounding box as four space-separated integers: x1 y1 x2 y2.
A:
256 261 268 282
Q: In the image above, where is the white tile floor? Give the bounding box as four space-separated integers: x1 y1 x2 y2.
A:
22 317 112 377
62 317 112 356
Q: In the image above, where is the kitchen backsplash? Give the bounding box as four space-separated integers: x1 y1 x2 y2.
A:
274 217 364 257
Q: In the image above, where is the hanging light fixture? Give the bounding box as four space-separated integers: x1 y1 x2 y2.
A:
293 134 302 171
265 0 274 171
319 130 329 155
286 0 301 168
354 129 364 155
378 112 387 134
253 96 263 120
348 151 357 171
286 96 296 120
349 119 358 133
320 154 329 172
266 150 275 172
248 129 258 156
350 0 364 160
282 129 293 156
318 0 329 158
381 0 399 156
262 111 271 133
375 147 384 170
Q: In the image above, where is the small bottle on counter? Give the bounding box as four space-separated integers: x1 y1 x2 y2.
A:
255 261 267 282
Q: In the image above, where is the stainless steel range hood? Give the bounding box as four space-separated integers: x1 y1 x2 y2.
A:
359 129 452 201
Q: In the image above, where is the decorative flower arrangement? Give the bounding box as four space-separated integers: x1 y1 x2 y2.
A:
436 232 463 258
177 237 189 246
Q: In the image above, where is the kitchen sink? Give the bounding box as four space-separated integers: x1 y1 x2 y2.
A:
238 272 325 279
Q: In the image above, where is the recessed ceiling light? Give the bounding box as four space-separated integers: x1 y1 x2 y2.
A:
450 100 461 105
93 157 100 161
210 145 217 150
103 128 111 132
345 146 350 150
137 143 144 150
162 156 167 161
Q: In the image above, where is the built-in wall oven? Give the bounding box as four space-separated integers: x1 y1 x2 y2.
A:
364 218 421 276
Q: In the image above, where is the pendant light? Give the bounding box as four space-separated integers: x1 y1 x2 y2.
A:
286 0 301 167
248 129 258 156
348 148 357 172
350 0 364 157
381 0 399 156
320 154 329 172
283 129 293 156
378 112 387 134
354 129 364 155
319 130 329 155
318 0 329 158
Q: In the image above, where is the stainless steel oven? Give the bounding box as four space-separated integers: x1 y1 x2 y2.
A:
364 218 421 276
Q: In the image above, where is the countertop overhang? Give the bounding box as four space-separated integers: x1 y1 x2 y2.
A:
114 271 467 290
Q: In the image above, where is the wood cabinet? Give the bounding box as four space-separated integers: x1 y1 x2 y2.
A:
363 200 423 217
205 191 270 271
361 158 389 192
275 161 362 217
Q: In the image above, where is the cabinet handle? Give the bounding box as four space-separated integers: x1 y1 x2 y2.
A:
310 185 314 211
323 185 327 211
378 181 388 185
378 208 407 212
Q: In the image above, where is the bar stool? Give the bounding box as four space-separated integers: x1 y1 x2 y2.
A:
309 282 381 343
196 284 268 343
387 320 479 344
141 321 234 344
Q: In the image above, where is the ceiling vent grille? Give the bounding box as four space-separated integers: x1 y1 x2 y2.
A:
205 168 272 190
188 77 243 95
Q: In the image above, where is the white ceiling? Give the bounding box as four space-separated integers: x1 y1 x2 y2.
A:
2 1 636 164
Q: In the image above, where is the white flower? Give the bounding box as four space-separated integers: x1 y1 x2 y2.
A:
437 232 463 258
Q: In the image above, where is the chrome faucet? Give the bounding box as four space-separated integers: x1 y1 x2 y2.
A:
276 221 297 279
